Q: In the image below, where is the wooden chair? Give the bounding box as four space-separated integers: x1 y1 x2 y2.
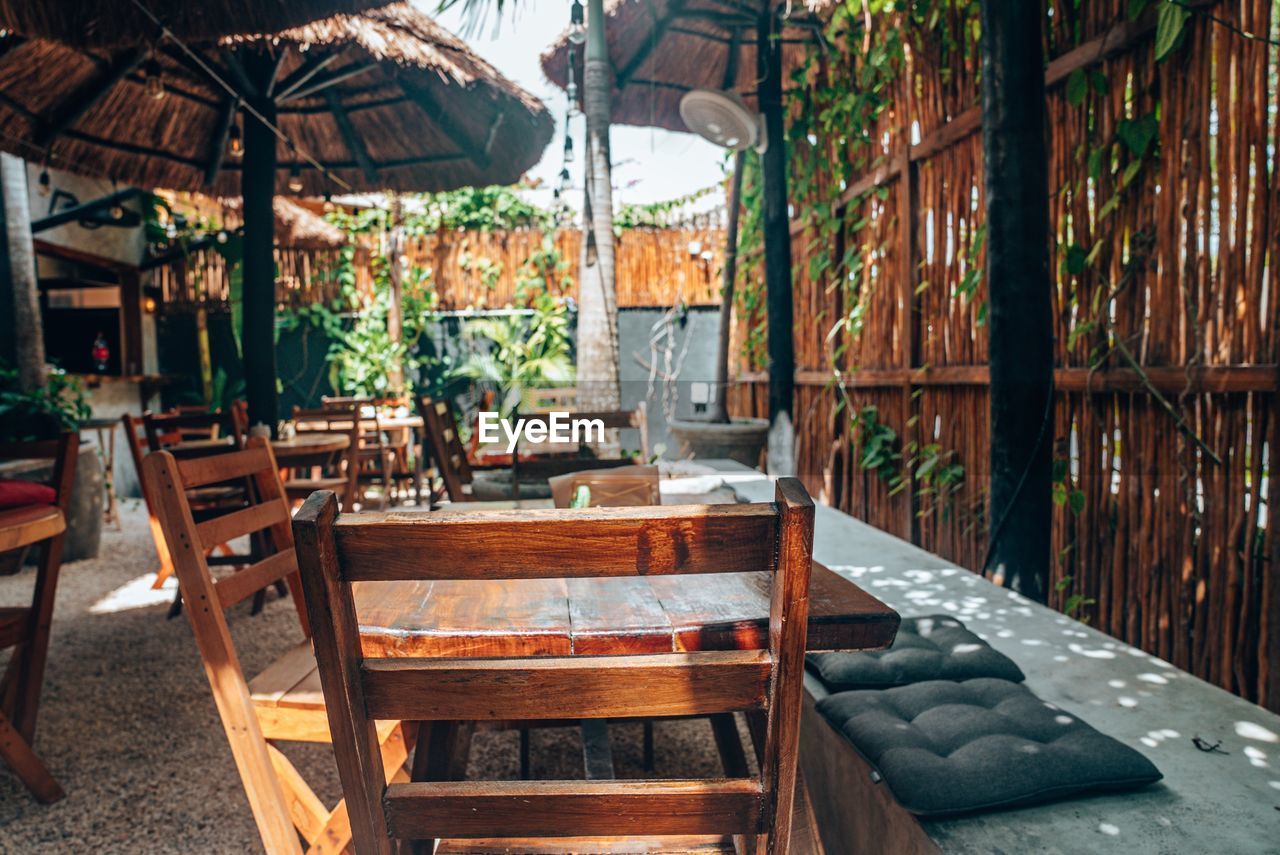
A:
142 437 413 854
0 432 78 803
549 465 661 509
293 478 815 854
289 406 363 510
516 403 649 460
416 395 478 504
124 413 248 593
318 398 396 508
143 407 237 450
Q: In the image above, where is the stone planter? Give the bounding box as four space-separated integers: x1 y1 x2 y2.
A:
667 418 769 469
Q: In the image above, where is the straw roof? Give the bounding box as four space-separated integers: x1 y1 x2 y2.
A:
0 3 554 195
0 0 396 48
540 0 824 133
269 197 348 249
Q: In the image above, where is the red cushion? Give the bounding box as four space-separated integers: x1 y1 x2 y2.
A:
0 478 56 509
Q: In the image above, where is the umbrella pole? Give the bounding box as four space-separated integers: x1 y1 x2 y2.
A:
240 78 279 435
980 0 1053 601
757 11 794 475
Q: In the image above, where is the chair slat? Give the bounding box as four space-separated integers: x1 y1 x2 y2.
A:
179 447 274 489
334 504 780 581
216 550 300 609
195 502 290 550
361 651 770 721
383 779 763 840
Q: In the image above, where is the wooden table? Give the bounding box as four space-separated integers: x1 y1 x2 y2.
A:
354 498 899 658
165 433 350 466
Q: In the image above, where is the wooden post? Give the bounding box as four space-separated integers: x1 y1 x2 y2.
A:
980 0 1053 603
241 52 279 434
757 11 795 475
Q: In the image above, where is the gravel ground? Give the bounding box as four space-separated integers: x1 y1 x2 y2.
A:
0 502 734 853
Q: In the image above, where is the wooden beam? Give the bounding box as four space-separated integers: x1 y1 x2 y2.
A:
399 79 491 170
278 62 378 103
273 52 340 102
361 652 771 721
204 96 238 188
764 365 1280 394
35 47 146 148
324 89 377 184
617 0 691 89
383 779 763 840
219 48 261 99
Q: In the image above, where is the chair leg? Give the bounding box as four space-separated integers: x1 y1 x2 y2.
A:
0 708 63 803
12 534 65 742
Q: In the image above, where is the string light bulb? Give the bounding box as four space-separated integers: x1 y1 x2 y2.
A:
36 169 50 197
568 0 586 45
563 134 575 164
144 57 165 101
287 165 304 193
228 122 243 158
216 230 229 244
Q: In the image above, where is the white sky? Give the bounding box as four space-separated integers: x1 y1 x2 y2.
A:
424 0 728 212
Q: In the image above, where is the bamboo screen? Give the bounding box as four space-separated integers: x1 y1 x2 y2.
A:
154 226 724 312
729 0 1280 711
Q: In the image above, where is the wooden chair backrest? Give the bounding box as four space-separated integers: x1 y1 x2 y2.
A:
143 437 308 632
292 405 362 503
141 437 312 851
549 465 660 508
143 409 235 452
416 395 472 502
0 433 79 520
293 478 815 854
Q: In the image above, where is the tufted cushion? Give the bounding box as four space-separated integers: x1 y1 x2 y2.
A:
807 614 1025 691
0 478 56 509
816 678 1162 817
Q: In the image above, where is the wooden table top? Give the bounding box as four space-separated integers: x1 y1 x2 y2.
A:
355 561 897 659
165 433 350 461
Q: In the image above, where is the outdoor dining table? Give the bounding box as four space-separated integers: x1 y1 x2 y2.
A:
164 433 351 467
352 498 899 659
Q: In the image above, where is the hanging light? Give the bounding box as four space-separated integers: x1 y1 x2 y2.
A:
568 0 586 45
215 230 229 244
323 192 334 212
109 202 125 219
558 167 571 193
228 122 243 158
36 169 50 197
144 56 165 101
287 165 304 193
563 134 575 164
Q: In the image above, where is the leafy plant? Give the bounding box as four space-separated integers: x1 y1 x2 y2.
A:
0 363 90 441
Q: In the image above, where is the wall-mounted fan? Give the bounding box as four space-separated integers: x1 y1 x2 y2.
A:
678 89 768 153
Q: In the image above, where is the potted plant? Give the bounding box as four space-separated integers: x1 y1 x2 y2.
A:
0 363 99 567
668 154 768 468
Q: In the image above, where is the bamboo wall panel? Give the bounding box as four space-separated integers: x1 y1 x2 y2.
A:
156 227 724 313
731 0 1280 710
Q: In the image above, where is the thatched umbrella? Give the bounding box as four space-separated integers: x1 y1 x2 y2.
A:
0 0 397 49
539 0 822 132
542 0 824 473
217 196 348 250
0 2 553 429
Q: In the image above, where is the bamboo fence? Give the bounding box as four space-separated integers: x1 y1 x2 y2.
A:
154 226 724 312
730 0 1280 711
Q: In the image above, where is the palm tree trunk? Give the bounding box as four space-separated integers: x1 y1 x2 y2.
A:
0 153 46 392
709 152 744 425
576 0 621 415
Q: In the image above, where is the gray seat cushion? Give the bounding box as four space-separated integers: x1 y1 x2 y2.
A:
807 614 1025 691
816 678 1162 817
